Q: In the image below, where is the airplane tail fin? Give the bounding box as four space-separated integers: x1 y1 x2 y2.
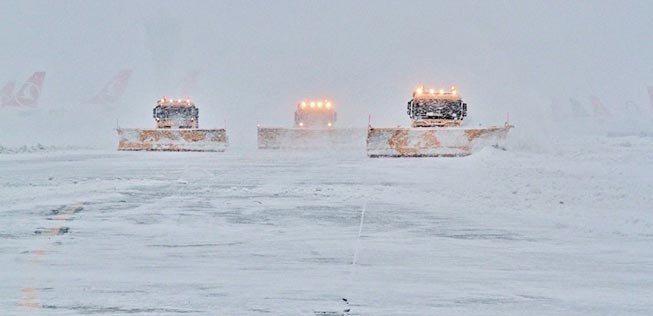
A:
590 96 609 116
1 81 16 106
87 69 132 105
27 72 46 89
110 69 132 100
13 72 45 107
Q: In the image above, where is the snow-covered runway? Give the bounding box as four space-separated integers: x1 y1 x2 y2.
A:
1 136 652 315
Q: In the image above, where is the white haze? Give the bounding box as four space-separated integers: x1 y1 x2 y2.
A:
1 0 652 148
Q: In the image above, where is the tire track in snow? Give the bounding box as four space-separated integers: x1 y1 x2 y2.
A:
18 203 82 310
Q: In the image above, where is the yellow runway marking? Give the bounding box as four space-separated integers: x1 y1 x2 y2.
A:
19 203 83 310
18 287 40 309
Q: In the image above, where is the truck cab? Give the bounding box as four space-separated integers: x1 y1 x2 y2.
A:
294 99 337 128
407 86 467 127
153 97 199 129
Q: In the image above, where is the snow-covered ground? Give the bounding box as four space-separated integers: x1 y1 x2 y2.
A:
1 135 652 315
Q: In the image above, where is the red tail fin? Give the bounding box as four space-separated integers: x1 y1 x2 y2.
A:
1 81 15 106
86 69 132 105
11 72 45 107
590 96 609 116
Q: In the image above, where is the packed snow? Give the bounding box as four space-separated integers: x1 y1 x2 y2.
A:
1 134 652 315
3 2 653 315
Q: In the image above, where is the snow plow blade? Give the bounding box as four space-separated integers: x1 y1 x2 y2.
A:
117 128 228 152
257 127 365 149
366 125 512 157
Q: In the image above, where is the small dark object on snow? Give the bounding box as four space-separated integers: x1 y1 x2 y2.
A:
34 226 70 235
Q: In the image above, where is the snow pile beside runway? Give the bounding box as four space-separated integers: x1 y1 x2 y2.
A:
0 144 54 154
0 144 92 155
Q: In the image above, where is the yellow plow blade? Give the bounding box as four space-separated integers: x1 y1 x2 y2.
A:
257 127 365 149
117 128 228 152
366 125 512 157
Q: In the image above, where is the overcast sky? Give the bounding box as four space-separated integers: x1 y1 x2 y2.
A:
1 0 652 147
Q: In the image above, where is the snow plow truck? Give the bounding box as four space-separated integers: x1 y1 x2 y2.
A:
366 86 512 157
257 99 363 149
117 97 228 152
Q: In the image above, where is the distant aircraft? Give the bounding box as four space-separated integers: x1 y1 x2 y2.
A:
84 69 132 105
1 81 15 105
569 97 588 117
624 100 639 112
590 96 610 116
0 72 46 107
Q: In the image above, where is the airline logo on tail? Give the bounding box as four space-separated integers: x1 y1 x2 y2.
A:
590 96 609 116
85 69 132 105
1 72 46 107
